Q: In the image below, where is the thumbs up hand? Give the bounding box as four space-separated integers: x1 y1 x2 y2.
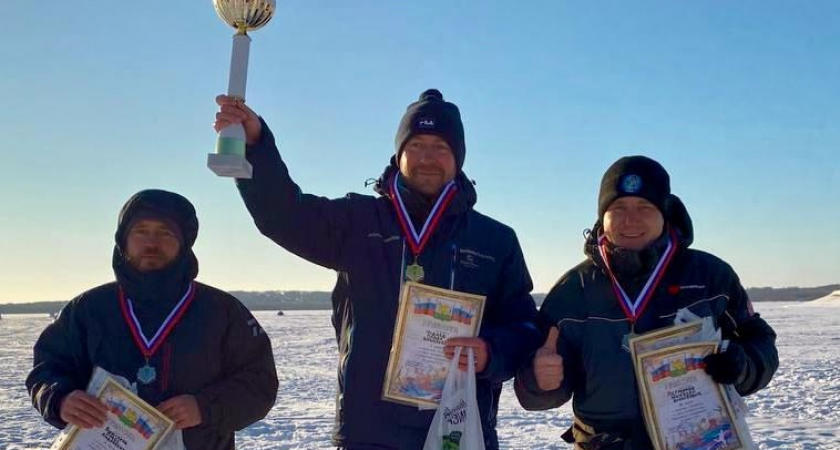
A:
533 327 564 391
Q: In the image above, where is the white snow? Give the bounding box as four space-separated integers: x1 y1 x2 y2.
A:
1 303 838 449
805 291 840 307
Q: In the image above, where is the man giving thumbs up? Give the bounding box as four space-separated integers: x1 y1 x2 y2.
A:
513 156 778 450
532 327 564 391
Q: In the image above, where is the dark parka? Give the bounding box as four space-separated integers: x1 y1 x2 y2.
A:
236 121 542 449
26 190 278 450
515 196 779 449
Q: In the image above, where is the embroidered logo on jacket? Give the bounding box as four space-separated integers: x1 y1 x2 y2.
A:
247 318 265 337
458 248 496 269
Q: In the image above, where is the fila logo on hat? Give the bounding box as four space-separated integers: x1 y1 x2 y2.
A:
418 118 435 129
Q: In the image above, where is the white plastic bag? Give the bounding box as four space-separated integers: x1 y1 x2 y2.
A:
422 347 486 450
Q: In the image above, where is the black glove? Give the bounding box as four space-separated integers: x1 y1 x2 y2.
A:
703 341 748 385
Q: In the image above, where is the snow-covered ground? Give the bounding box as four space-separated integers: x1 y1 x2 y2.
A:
1 302 838 449
807 291 840 307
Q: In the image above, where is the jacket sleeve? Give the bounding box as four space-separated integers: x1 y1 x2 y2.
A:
719 265 779 396
514 272 581 411
476 232 543 383
25 298 92 429
194 300 278 433
235 118 355 271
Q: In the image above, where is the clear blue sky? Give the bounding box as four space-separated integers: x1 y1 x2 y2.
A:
2 1 838 302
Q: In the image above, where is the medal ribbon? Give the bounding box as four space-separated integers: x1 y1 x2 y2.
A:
118 282 196 359
598 228 677 322
389 174 458 257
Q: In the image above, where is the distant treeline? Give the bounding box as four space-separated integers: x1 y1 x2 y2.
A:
2 285 837 315
745 284 840 303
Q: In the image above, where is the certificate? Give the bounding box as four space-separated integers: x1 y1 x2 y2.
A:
629 320 705 363
382 281 485 408
635 342 747 450
51 377 175 450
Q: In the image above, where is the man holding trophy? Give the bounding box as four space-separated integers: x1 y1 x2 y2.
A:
213 89 543 449
515 156 779 450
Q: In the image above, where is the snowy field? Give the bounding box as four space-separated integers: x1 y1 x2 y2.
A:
1 302 838 450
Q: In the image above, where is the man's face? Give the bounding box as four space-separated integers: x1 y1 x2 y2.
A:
398 134 457 197
125 219 181 271
603 197 665 250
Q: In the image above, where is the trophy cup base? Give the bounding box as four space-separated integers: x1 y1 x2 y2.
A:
208 153 253 179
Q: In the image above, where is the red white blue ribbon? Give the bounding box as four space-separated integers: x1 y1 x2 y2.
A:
389 174 458 257
598 229 678 322
118 282 196 358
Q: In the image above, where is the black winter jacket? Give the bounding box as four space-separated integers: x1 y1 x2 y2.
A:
236 120 542 449
515 197 778 449
26 282 279 450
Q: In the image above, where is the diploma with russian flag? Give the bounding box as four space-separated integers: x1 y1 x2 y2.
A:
51 376 174 450
634 341 748 450
383 282 485 408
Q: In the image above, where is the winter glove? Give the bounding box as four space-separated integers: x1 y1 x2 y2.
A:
703 341 748 385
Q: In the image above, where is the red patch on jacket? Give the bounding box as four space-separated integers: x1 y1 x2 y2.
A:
667 285 681 296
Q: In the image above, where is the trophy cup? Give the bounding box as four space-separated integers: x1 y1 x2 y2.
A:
208 0 276 179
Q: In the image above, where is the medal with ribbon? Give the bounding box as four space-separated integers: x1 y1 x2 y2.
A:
389 174 458 283
118 282 196 384
597 228 678 351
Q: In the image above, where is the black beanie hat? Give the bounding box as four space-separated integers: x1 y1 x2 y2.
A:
115 189 199 251
394 89 466 171
598 156 671 219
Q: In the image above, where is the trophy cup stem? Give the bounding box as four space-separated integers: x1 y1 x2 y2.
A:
227 32 251 100
208 33 254 179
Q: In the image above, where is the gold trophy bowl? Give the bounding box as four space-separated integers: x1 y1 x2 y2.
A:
213 0 276 34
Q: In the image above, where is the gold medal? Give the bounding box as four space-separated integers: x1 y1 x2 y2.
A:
406 263 425 282
390 175 458 286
